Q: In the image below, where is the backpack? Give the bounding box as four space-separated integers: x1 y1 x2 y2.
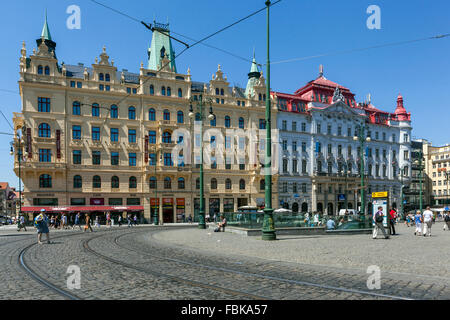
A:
445 215 450 222
375 212 383 223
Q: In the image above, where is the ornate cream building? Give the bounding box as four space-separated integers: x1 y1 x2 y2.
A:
12 18 278 222
423 142 450 207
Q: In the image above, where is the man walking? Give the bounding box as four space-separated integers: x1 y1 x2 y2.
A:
388 208 397 235
422 206 434 237
373 206 389 239
17 215 27 231
84 214 93 232
443 211 450 231
73 212 82 230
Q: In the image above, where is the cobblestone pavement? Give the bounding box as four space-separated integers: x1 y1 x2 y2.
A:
1 223 449 300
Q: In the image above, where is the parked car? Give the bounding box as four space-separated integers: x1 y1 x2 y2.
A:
0 216 10 225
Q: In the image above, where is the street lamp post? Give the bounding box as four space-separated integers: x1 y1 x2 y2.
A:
10 133 23 216
415 151 424 212
444 171 449 208
262 0 276 241
353 123 371 217
189 94 214 230
400 165 405 217
150 145 160 225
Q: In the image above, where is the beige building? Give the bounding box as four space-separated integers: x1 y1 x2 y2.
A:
12 18 277 222
423 142 450 207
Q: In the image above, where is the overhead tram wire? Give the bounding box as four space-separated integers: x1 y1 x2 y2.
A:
269 33 450 65
0 109 14 131
86 0 282 128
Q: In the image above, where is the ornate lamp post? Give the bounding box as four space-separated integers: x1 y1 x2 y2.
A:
400 165 405 218
10 133 23 216
413 151 424 212
189 94 214 229
353 122 371 217
262 0 276 241
444 171 449 208
150 145 161 225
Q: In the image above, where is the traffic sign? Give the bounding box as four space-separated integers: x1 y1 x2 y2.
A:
372 191 388 198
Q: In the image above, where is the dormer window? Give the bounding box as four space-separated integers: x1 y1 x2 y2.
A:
221 89 224 96
105 74 110 82
216 88 220 95
167 87 171 96
160 46 166 59
150 85 154 95
37 65 43 74
44 66 50 75
99 73 104 81
161 86 166 96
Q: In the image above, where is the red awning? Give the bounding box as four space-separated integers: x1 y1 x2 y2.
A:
21 206 144 213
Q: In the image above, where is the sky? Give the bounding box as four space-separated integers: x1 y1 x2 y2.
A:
0 0 449 188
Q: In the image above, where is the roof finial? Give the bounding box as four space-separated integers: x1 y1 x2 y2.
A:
319 64 324 77
41 9 52 41
367 93 371 104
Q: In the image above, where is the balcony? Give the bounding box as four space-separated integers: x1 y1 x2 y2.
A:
88 140 103 148
159 120 178 127
69 139 84 147
126 142 140 151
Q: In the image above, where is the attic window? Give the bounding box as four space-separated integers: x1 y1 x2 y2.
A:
160 46 166 59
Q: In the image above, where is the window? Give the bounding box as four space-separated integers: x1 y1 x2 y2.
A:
283 159 288 173
73 175 82 189
282 140 287 151
149 131 156 144
225 179 232 190
92 103 100 117
177 111 184 124
93 176 101 188
39 174 52 188
301 123 306 132
167 87 171 96
327 124 332 135
338 145 342 155
164 153 173 166
110 105 118 118
44 66 50 75
99 73 104 81
317 123 321 133
128 129 136 143
259 119 266 129
150 85 154 95
38 123 51 137
161 86 166 96
338 126 342 136
282 120 287 131
293 159 298 173
239 117 244 129
164 177 171 189
73 150 81 164
293 141 297 152
38 97 50 112
111 152 119 165
260 179 265 191
72 125 81 140
392 134 396 142
225 116 231 128
77 82 82 88
178 88 182 98
163 109 170 121
178 177 185 189
105 74 110 82
292 122 297 131
37 65 43 74
162 131 172 143
348 127 352 137
302 160 307 173
216 88 220 95
196 178 200 190
127 88 131 94
39 149 51 162
221 89 224 96
129 153 137 166
149 108 156 121
210 115 216 127
110 128 119 142
302 142 307 152
92 127 100 141
92 151 101 165
129 176 137 189
211 178 217 190
239 179 246 190
328 162 333 174
105 85 110 91
73 101 81 115
110 176 119 189
128 107 136 120
149 177 157 189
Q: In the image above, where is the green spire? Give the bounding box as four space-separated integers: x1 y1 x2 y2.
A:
245 51 261 97
147 21 177 72
41 10 52 41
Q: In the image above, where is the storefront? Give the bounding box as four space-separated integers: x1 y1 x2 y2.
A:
223 198 234 213
176 198 185 222
162 198 174 223
209 198 220 220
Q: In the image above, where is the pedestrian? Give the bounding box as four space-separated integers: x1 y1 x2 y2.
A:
17 215 27 231
372 206 389 239
443 211 450 231
326 218 335 230
84 214 93 232
388 208 397 235
133 214 138 226
106 212 111 228
414 210 423 236
94 215 100 228
61 213 68 230
313 212 319 226
127 213 132 228
182 212 186 223
34 209 51 244
405 213 411 227
422 206 434 237
188 214 192 224
73 212 82 230
118 214 122 227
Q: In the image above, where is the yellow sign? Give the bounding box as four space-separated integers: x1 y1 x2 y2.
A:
372 191 388 198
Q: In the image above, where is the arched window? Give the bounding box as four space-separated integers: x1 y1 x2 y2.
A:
215 88 220 95
211 178 217 190
110 105 118 118
37 65 43 74
225 116 231 128
164 177 171 189
162 131 172 143
292 203 299 213
93 175 101 188
39 174 52 188
150 85 155 95
105 73 110 82
92 103 100 117
220 89 224 96
38 123 51 138
163 109 170 121
129 176 137 189
178 88 182 98
210 115 216 127
195 113 201 121
161 86 166 96
196 178 200 190
239 179 245 190
73 101 81 115
149 108 156 121
99 73 104 81
239 117 244 129
260 179 265 191
149 177 157 189
167 87 171 96
178 177 185 189
73 175 82 189
111 176 119 188
225 178 232 190
128 106 136 120
177 111 184 124
44 66 50 75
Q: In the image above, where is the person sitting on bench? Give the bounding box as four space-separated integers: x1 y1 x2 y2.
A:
217 215 227 232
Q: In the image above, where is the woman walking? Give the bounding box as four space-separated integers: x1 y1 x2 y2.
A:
84 214 93 232
73 212 82 230
414 210 422 236
34 209 51 244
